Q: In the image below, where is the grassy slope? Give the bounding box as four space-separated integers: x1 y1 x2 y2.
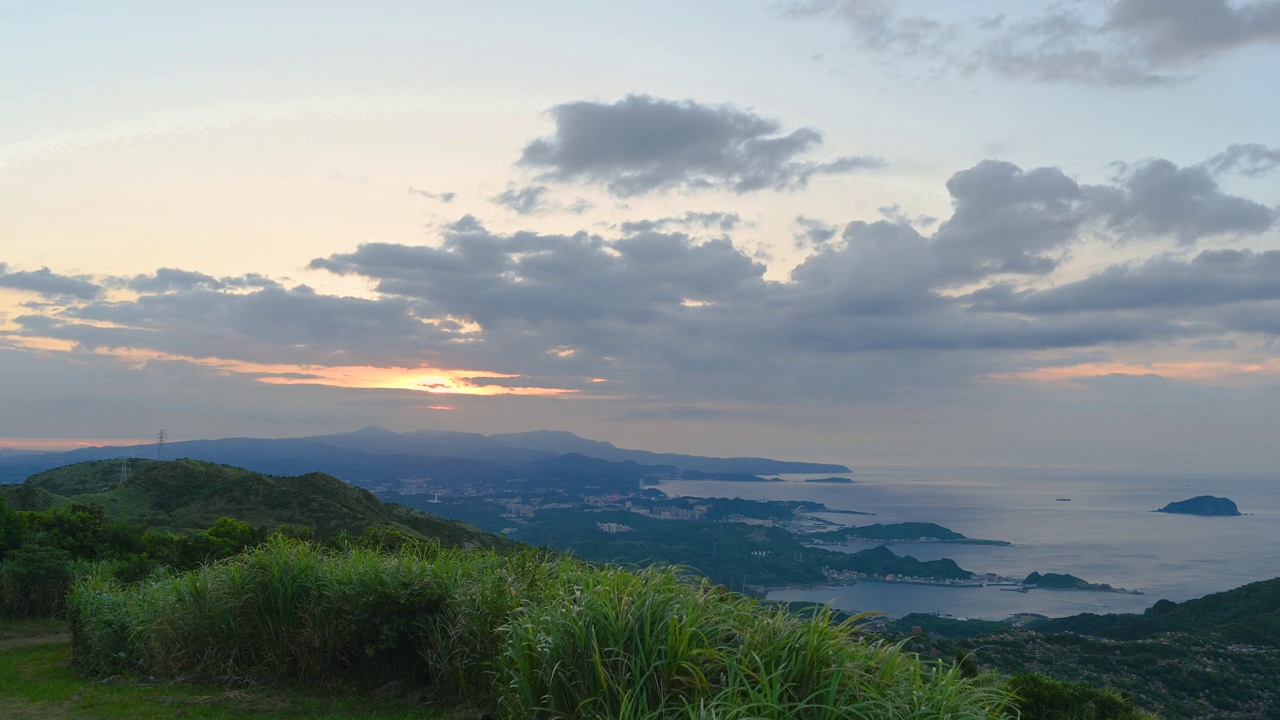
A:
0 622 453 720
1029 577 1280 646
9 459 503 548
68 541 1015 720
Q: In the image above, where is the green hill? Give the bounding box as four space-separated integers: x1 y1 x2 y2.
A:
4 458 501 549
1029 576 1280 646
808 521 1009 545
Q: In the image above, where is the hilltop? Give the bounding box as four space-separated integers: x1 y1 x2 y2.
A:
1028 576 1280 646
2 458 501 548
887 576 1280 719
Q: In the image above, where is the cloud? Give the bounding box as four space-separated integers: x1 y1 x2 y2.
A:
782 0 953 56
970 249 1280 314
968 6 1171 86
9 152 1279 411
0 264 102 300
408 187 457 203
491 184 550 215
1109 0 1280 65
789 0 1280 86
518 95 883 196
314 215 767 331
1202 143 1280 177
124 269 282 294
490 184 593 215
33 284 449 367
793 215 839 246
620 211 741 235
127 268 225 293
1099 159 1277 242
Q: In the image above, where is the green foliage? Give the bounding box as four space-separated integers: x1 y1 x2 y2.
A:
0 482 69 512
68 539 1014 719
500 567 1009 719
0 497 26 557
19 459 502 549
889 613 1012 640
904 627 1280 719
1031 577 1280 646
0 545 74 618
0 633 458 720
25 503 109 559
1006 673 1152 720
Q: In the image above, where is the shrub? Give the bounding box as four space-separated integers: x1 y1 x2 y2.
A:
0 545 74 618
1007 672 1152 720
0 497 26 558
70 538 1013 719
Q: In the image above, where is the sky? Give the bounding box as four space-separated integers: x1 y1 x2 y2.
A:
2 0 1280 469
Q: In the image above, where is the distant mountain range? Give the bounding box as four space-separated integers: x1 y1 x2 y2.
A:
0 427 850 488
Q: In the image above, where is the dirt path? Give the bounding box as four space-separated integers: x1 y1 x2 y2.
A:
0 632 69 650
0 620 69 650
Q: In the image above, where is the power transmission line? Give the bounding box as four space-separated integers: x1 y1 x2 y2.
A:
156 429 167 461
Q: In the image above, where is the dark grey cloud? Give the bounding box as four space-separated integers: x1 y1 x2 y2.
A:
878 204 937 228
314 216 767 330
1203 144 1280 177
930 160 1097 277
1100 159 1277 242
971 249 1280 314
28 284 451 367
407 187 457 203
490 185 593 215
620 211 741 235
128 268 225 293
518 95 882 196
1218 300 1280 335
0 264 102 300
1110 0 1280 64
303 181 1231 401
12 153 1278 410
491 184 549 215
124 269 281 293
789 0 1280 86
793 215 839 247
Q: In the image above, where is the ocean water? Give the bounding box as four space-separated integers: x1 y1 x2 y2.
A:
660 466 1280 620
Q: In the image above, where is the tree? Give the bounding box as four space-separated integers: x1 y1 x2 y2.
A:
25 502 107 559
0 498 26 559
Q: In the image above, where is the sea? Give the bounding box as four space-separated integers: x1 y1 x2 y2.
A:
659 466 1280 621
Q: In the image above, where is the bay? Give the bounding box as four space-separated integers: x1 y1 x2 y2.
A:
659 466 1280 620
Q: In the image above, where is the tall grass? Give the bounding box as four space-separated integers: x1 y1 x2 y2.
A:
68 538 1012 718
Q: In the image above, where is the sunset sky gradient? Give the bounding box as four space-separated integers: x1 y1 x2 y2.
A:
3 1 1280 469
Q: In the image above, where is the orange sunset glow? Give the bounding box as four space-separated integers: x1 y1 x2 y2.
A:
3 341 579 397
996 358 1280 385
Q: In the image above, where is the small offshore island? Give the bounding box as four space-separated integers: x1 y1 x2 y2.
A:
1156 495 1242 516
808 521 1011 546
1021 571 1142 595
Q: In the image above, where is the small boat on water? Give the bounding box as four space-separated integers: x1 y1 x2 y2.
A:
1056 498 1071 502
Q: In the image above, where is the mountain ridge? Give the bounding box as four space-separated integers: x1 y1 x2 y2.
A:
0 427 850 485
